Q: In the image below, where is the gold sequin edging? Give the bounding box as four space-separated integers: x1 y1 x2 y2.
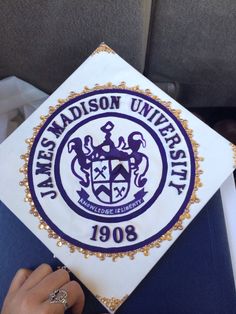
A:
91 43 115 55
20 82 203 261
230 143 236 168
96 294 128 312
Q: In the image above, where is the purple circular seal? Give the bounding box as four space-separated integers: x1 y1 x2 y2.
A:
28 89 195 254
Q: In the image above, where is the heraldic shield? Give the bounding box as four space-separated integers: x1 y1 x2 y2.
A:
91 159 131 204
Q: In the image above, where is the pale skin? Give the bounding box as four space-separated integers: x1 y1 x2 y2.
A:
1 264 85 314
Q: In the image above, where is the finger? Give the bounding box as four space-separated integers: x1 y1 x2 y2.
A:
31 269 70 301
43 280 84 314
7 268 32 294
69 281 85 314
22 264 53 291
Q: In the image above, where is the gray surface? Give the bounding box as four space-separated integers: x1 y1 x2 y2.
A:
146 0 236 107
0 0 151 94
0 0 235 108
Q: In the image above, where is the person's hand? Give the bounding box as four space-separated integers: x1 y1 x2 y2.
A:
1 264 84 314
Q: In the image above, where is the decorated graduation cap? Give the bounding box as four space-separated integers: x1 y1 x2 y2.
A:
0 43 235 313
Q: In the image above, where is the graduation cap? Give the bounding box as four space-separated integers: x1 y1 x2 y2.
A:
0 43 235 313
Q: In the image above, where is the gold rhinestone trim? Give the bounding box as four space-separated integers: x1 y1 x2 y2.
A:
230 143 236 168
96 294 128 312
20 82 203 261
91 42 115 55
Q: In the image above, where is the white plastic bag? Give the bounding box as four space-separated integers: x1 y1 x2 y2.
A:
0 76 48 143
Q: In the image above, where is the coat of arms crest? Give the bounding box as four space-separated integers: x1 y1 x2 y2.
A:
68 121 149 207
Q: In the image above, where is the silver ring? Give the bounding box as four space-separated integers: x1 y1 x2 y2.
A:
49 289 68 310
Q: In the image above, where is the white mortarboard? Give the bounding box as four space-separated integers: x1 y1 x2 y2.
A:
0 43 235 313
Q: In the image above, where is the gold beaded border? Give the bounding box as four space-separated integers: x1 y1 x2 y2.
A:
20 82 203 261
230 143 236 168
91 42 115 55
96 294 129 312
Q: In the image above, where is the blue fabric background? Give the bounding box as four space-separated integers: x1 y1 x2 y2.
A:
0 191 235 314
